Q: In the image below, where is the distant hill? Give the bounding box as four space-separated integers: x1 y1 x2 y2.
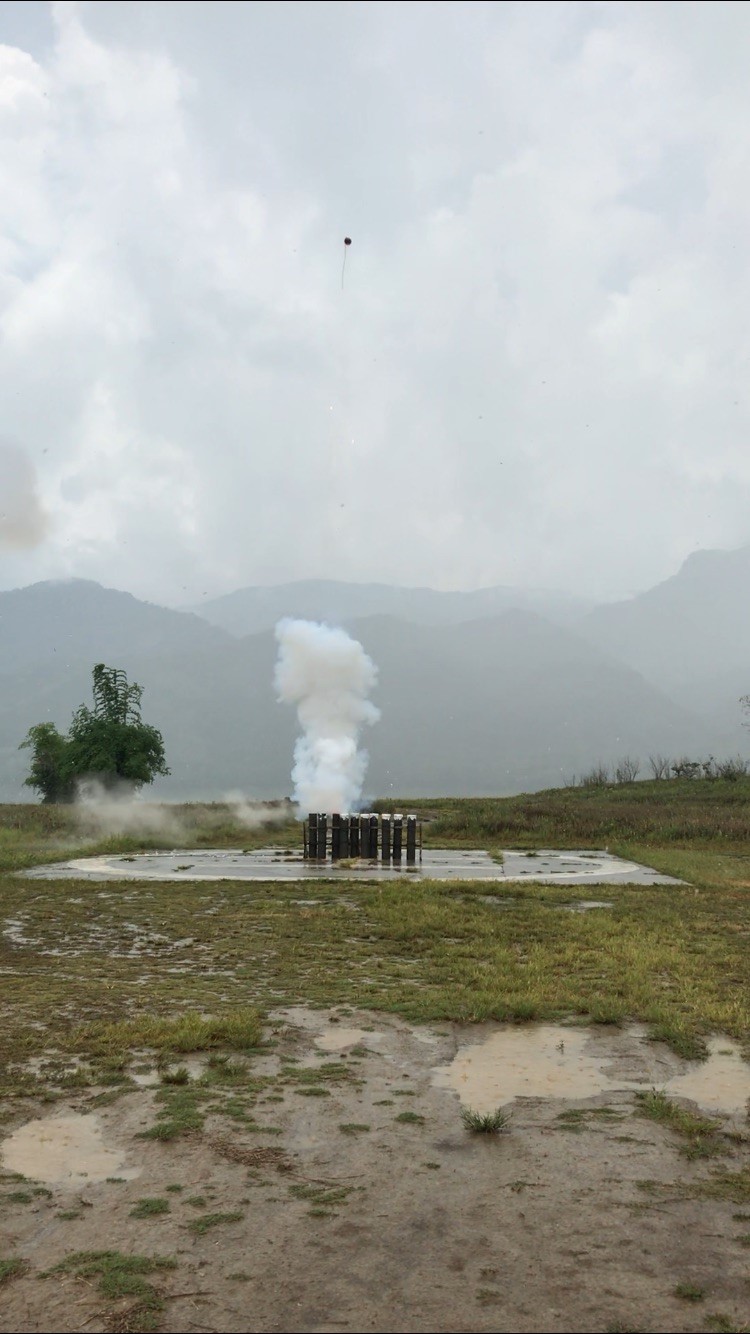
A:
0 578 720 802
185 578 593 637
350 611 709 795
0 579 230 675
578 546 750 729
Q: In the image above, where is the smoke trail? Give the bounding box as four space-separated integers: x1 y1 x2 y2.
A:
0 443 48 549
274 618 380 816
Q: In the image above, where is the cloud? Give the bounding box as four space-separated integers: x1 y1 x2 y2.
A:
0 1 749 602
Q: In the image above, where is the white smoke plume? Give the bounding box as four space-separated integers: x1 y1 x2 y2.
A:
274 618 380 816
74 780 294 838
222 792 292 829
74 778 185 838
0 443 49 549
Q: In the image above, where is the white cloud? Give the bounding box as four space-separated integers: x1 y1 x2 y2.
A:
0 0 749 603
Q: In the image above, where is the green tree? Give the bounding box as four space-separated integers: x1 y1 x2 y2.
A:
20 664 170 801
19 722 74 804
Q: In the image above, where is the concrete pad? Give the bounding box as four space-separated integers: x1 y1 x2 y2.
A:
25 847 684 885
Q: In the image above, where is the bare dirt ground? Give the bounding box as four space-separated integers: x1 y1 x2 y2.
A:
1 1008 749 1334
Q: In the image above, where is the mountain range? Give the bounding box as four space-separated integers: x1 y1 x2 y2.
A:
0 545 747 802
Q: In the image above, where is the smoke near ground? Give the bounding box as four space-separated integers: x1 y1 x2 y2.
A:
0 443 48 549
222 792 291 829
74 779 185 838
74 779 291 838
274 618 380 816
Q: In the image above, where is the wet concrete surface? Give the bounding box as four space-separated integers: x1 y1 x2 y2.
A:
24 846 684 885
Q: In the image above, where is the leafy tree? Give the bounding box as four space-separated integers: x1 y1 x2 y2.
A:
19 722 75 804
20 664 169 801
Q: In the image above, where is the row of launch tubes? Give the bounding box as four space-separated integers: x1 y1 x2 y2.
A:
304 812 421 862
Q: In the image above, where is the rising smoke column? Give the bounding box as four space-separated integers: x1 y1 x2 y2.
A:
274 618 380 815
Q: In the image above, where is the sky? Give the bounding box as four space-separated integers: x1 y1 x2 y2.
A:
1 0 750 607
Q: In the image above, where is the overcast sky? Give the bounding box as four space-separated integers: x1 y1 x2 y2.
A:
1 0 749 607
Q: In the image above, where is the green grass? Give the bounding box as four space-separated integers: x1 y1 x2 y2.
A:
75 1010 262 1063
45 1250 176 1326
634 1089 726 1160
136 1086 208 1141
2 790 750 1083
461 1106 510 1134
392 780 750 849
129 1199 171 1219
704 1316 750 1334
161 1067 190 1085
0 1256 27 1284
674 1283 705 1301
394 1110 426 1125
338 1122 371 1135
186 1211 243 1236
288 1184 354 1210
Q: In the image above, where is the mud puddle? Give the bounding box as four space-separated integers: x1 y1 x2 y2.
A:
432 1023 750 1117
665 1036 750 1115
1 1112 140 1187
315 1026 380 1052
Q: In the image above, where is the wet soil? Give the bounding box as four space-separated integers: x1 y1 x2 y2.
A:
1 1010 749 1333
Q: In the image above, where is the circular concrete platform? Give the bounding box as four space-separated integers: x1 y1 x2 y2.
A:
25 847 684 885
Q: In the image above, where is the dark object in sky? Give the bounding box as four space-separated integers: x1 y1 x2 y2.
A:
344 236 352 245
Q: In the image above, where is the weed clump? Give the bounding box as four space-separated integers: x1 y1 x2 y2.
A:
461 1106 510 1134
0 1257 27 1285
186 1212 243 1236
129 1199 171 1219
674 1283 705 1301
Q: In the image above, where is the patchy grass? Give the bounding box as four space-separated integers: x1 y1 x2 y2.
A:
696 1168 750 1202
0 1256 27 1284
338 1122 371 1135
186 1212 243 1236
2 792 750 1081
288 1183 355 1212
704 1316 750 1334
674 1282 705 1301
634 1089 726 1159
461 1106 510 1134
75 1010 263 1064
45 1249 177 1327
161 1067 190 1085
136 1086 208 1141
129 1199 171 1219
395 1110 426 1125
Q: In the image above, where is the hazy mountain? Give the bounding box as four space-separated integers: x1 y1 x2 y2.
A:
186 579 593 637
346 611 709 796
580 545 750 684
578 545 750 737
0 578 230 675
0 578 718 802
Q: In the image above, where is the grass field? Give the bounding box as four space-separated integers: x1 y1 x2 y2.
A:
1 780 749 1085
